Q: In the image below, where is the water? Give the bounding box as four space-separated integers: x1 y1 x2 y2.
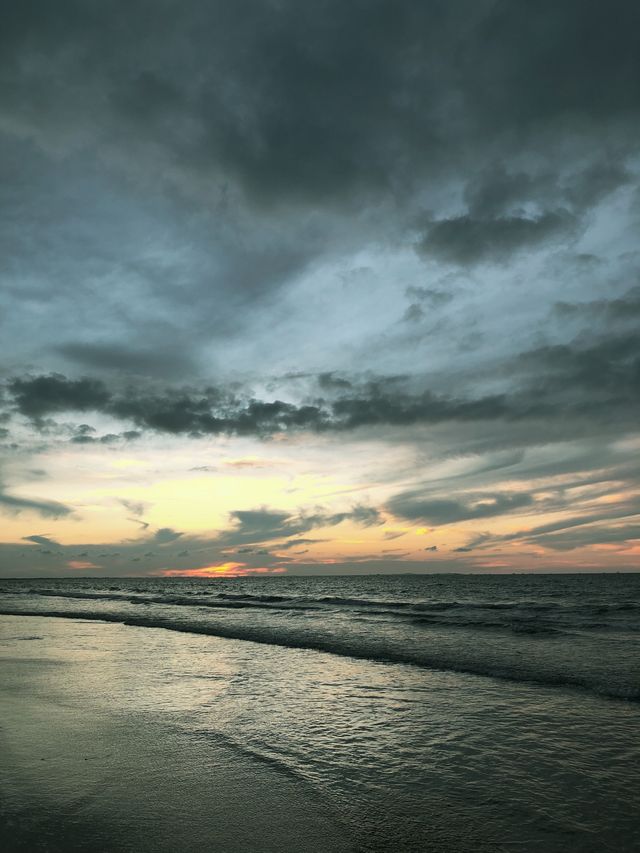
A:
2 574 639 700
1 574 640 851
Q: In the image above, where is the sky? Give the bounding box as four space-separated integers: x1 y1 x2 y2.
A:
1 0 639 578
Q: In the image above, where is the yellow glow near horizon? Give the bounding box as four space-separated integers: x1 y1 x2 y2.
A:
156 562 287 577
2 431 639 573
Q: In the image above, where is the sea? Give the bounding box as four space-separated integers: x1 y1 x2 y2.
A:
1 573 639 851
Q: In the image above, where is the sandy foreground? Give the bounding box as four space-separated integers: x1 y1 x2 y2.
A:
0 615 352 853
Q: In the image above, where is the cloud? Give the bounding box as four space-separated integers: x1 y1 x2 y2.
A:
387 491 534 525
518 332 640 402
0 488 72 518
416 159 631 265
6 372 508 435
223 457 276 469
9 375 110 421
529 522 640 551
22 534 59 547
118 499 150 531
455 495 640 553
419 211 575 265
118 499 148 518
2 2 639 212
554 286 640 324
0 499 384 577
271 538 328 551
152 527 183 544
5 329 640 447
69 431 135 445
405 287 454 308
56 341 197 379
216 505 380 549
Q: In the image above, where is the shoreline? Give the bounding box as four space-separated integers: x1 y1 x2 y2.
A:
0 615 352 853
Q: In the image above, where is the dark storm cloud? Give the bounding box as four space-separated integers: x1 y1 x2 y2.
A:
387 491 534 525
5 321 640 442
419 211 576 265
6 373 509 436
9 375 110 421
518 332 640 401
463 163 631 222
417 160 633 266
69 431 140 445
109 391 326 436
554 286 640 323
328 388 511 429
2 1 639 210
317 373 354 392
0 0 638 396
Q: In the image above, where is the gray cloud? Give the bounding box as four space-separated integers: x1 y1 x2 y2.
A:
387 491 534 525
0 489 72 518
118 499 148 519
6 373 507 435
22 534 59 547
271 538 328 551
56 342 198 379
554 286 640 324
152 528 184 545
119 498 151 531
529 523 640 552
0 1 637 396
456 496 640 553
518 332 640 403
417 158 632 265
3 2 639 208
420 211 576 265
5 322 640 445
9 375 110 421
218 505 381 549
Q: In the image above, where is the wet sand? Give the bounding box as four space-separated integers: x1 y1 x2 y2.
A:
0 615 351 853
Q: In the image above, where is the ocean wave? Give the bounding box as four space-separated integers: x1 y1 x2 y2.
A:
18 588 321 613
4 586 639 632
216 592 301 603
1 606 637 702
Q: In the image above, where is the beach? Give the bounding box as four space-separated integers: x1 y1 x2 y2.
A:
1 574 640 852
0 616 351 853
